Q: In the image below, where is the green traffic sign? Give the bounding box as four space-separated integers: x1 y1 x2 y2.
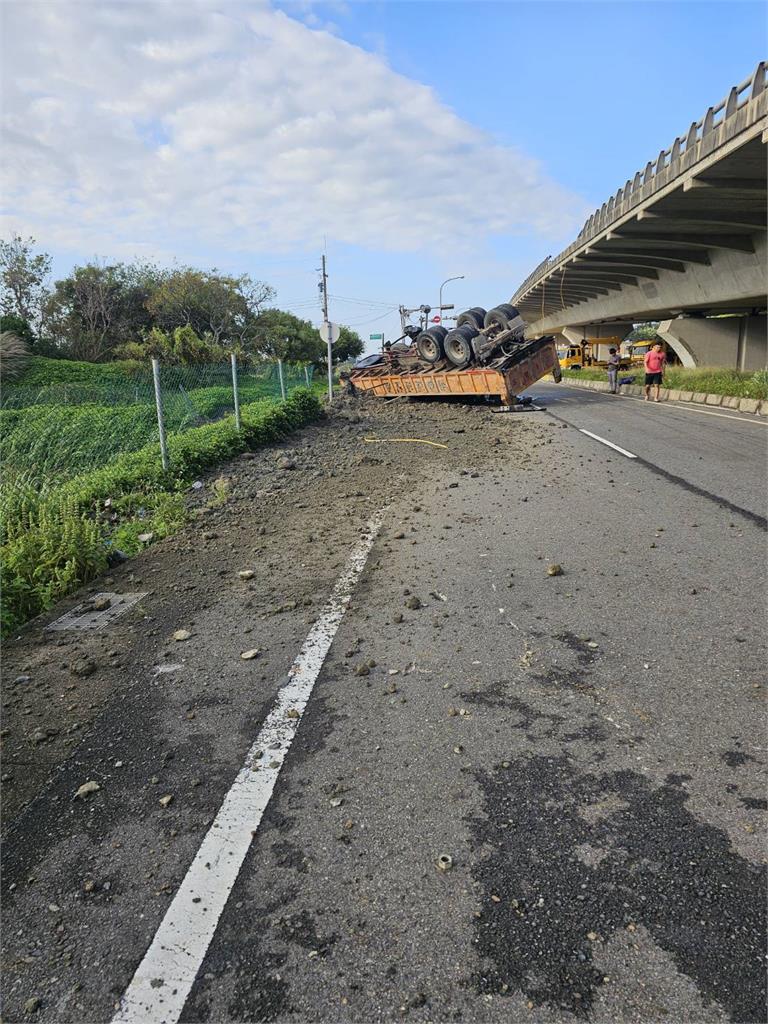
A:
369 333 384 340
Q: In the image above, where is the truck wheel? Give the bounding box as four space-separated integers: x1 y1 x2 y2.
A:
457 307 486 331
444 326 476 369
484 303 521 333
416 326 447 364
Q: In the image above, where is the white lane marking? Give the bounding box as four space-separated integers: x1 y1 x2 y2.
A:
620 397 768 426
578 428 637 459
556 383 766 426
113 510 385 1024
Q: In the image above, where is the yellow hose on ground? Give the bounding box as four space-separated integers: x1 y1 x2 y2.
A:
363 437 449 449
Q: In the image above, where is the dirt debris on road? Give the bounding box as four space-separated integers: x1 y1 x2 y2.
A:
1 396 549 828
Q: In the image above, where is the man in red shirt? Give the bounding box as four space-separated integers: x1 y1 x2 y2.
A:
644 342 666 402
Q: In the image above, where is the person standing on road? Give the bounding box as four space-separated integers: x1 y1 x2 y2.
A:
644 341 666 402
607 347 621 395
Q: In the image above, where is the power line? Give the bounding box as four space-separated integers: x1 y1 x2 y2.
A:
342 307 399 327
271 298 322 308
328 293 399 308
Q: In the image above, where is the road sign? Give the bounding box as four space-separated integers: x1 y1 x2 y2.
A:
369 333 384 341
318 321 341 345
431 315 441 323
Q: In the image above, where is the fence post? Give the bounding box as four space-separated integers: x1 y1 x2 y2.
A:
151 358 169 472
277 358 287 401
230 352 241 431
304 364 311 387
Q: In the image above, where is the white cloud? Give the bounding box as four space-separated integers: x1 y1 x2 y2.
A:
0 1 587 260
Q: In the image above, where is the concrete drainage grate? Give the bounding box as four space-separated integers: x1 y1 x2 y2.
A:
46 592 149 631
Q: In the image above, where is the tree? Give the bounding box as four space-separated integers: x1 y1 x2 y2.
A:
147 268 274 345
43 260 168 360
0 235 52 336
233 275 277 345
250 308 320 362
627 322 659 342
249 310 363 369
334 326 364 364
119 260 164 340
45 262 133 361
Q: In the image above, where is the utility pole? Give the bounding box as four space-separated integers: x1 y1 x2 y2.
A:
321 253 332 402
321 253 329 323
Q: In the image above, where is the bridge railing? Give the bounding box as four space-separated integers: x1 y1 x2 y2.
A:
513 60 767 304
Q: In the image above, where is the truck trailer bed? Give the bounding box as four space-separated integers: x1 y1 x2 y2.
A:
349 336 560 405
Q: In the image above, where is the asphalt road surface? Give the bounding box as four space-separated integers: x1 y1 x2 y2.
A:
2 388 766 1024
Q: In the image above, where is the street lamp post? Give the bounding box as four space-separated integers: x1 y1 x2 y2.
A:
438 275 465 322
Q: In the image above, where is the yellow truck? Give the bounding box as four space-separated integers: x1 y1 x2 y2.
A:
556 342 592 370
623 340 654 366
556 337 628 370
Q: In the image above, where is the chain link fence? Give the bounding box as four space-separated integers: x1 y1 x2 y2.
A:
0 358 313 525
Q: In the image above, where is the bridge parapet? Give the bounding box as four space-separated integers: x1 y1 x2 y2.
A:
513 61 767 303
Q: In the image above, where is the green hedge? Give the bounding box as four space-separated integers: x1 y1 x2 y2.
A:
15 355 146 387
0 388 322 635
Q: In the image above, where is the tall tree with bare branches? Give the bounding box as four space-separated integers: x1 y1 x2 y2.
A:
0 234 52 337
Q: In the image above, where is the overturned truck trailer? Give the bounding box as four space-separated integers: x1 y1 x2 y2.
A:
349 334 561 405
348 301 561 403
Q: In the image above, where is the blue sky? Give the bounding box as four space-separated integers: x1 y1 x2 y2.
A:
1 0 764 350
321 1 766 204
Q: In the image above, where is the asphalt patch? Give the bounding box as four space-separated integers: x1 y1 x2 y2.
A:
469 754 766 1021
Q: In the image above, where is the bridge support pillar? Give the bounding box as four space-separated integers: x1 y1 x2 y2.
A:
658 316 767 371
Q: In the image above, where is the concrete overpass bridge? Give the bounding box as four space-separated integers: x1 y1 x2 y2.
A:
512 63 767 370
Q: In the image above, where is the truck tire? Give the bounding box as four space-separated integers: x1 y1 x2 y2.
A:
444 325 477 369
415 326 447 364
484 303 521 333
457 307 486 331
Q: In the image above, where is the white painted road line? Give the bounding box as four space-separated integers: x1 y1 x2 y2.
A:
113 510 386 1024
578 428 638 459
626 400 768 426
558 383 766 426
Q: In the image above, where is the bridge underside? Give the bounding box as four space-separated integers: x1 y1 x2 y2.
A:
514 67 767 370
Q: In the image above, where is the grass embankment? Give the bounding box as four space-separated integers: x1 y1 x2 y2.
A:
1 388 322 635
561 366 768 400
1 382 300 481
